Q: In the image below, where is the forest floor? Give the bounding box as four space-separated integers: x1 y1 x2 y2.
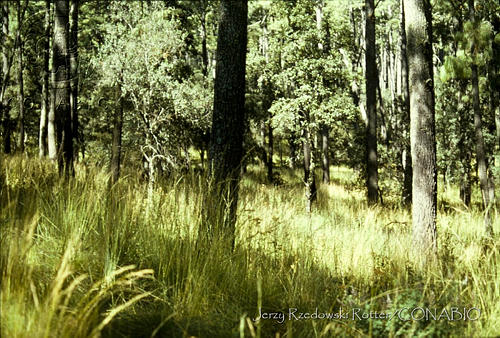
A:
1 155 499 337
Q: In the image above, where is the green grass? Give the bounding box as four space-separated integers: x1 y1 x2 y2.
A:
1 155 499 337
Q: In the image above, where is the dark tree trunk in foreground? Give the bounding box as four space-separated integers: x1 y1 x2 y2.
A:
365 0 379 204
469 0 494 236
207 0 248 247
404 0 437 256
39 0 50 158
1 3 11 154
53 0 72 175
69 0 78 161
400 0 412 205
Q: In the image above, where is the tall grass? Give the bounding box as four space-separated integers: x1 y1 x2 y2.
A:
1 155 498 337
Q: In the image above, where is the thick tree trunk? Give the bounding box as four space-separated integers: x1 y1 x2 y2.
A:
39 0 50 158
404 0 438 256
53 0 72 175
365 0 379 204
207 0 247 247
400 0 412 205
69 0 78 161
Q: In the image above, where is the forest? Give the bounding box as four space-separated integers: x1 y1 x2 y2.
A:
0 0 499 336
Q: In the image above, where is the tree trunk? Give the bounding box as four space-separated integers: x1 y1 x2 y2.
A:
207 0 247 247
110 88 123 184
259 120 267 166
404 0 438 256
200 1 208 77
267 118 273 182
39 0 50 158
289 134 297 169
53 0 72 176
1 3 11 154
365 0 379 204
400 0 412 205
321 125 329 184
316 1 330 185
69 0 78 161
303 123 317 213
469 0 494 235
16 0 25 153
47 1 57 161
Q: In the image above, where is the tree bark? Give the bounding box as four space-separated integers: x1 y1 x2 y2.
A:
365 0 379 204
404 0 437 256
303 122 317 213
16 0 24 153
267 118 273 182
69 0 78 161
469 0 494 236
316 0 330 184
207 0 247 247
52 0 72 175
400 0 412 205
1 3 11 154
321 125 329 184
39 0 50 158
110 88 123 184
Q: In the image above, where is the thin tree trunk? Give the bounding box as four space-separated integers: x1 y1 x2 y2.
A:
289 134 297 169
400 0 412 205
458 82 472 206
303 122 317 213
365 0 378 204
267 118 273 182
16 0 24 153
110 88 123 184
316 0 330 184
200 1 208 77
39 0 50 158
48 0 57 161
259 120 267 166
321 125 329 184
404 0 438 256
69 0 78 161
469 0 494 235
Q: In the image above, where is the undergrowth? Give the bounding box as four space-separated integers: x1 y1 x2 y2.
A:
0 155 499 337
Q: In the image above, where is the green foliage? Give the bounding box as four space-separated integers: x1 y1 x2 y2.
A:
92 2 212 170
